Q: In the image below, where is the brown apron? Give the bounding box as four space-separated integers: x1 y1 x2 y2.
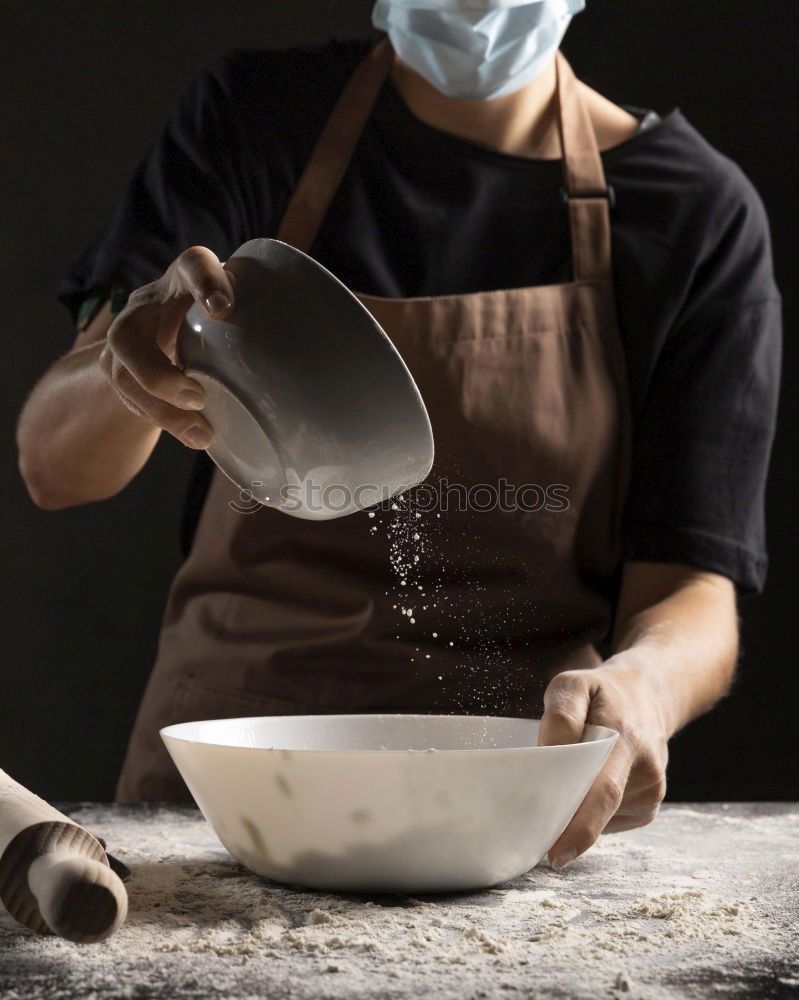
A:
115 39 631 804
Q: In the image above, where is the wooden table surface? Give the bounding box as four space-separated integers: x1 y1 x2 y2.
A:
0 802 797 1000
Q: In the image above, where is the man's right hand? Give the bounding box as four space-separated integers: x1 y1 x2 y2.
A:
98 245 236 449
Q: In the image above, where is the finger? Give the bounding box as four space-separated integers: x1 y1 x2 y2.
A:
538 670 594 747
152 245 236 375
171 245 236 320
603 804 661 834
107 301 208 410
111 388 151 423
599 771 667 833
106 359 214 449
612 772 667 810
547 738 635 869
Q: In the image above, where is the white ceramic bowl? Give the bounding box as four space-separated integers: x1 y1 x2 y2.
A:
176 238 434 520
161 714 618 893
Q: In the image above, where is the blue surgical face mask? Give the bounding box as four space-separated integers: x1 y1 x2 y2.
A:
371 0 586 101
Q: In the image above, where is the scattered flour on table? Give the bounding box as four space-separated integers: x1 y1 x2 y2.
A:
2 805 796 1000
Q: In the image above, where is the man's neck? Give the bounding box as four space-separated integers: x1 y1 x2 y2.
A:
388 48 642 159
389 51 562 159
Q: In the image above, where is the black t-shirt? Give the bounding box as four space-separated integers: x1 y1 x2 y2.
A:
56 34 782 594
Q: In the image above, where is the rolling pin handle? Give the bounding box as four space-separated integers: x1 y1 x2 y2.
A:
27 852 128 944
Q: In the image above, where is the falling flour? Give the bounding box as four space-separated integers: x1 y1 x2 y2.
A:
368 491 449 668
366 489 533 714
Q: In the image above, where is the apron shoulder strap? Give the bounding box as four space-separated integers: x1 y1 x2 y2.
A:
276 38 394 253
555 51 613 282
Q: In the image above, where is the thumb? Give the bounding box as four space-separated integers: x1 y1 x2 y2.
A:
537 670 593 747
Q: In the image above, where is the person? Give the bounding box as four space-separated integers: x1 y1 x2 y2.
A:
16 0 781 872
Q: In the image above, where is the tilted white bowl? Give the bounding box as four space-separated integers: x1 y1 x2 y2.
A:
161 714 618 893
176 238 434 520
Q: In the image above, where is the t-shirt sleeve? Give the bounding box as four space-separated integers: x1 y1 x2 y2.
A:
623 164 782 595
55 51 253 330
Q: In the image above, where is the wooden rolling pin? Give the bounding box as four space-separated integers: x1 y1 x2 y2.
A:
0 769 128 943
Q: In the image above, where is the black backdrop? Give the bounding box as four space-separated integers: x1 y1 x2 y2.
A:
1 1 796 802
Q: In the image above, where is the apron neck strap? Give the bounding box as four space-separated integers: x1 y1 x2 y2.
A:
278 37 612 283
276 38 395 253
554 50 613 281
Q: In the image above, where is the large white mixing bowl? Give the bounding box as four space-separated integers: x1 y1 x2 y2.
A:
161 714 618 893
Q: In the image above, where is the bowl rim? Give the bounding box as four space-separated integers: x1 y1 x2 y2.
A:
160 712 620 754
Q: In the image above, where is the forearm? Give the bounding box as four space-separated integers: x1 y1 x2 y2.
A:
16 340 160 508
608 569 739 738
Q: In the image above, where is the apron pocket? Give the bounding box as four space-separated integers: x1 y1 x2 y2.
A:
171 672 311 721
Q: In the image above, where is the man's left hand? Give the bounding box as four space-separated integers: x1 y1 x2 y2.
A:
538 657 670 870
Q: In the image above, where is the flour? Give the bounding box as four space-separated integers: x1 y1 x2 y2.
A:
369 490 505 711
368 489 546 717
2 804 795 1000
370 491 450 664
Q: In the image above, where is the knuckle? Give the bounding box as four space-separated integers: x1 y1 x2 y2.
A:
640 804 661 827
550 669 585 691
545 672 587 707
98 343 112 374
651 775 668 804
572 829 601 855
126 281 160 308
137 373 173 400
172 247 222 304
105 323 122 350
636 748 668 792
637 749 662 781
621 725 644 750
543 705 583 733
109 362 129 388
106 318 132 351
603 777 626 809
177 418 208 440
180 245 212 268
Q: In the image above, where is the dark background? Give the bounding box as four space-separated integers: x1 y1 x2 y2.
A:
1 1 796 802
